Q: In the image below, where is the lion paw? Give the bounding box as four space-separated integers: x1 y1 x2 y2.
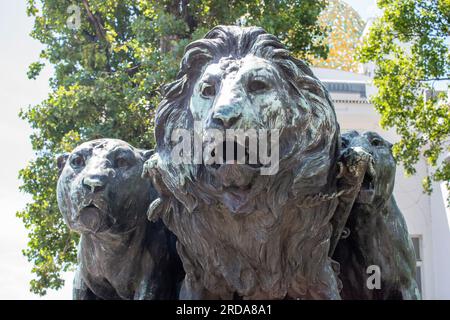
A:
340 146 374 179
142 153 161 179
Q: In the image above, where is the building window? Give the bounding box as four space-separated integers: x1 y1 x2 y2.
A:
411 236 423 296
322 82 367 98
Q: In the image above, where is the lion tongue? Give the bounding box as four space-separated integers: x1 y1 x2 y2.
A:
80 206 102 232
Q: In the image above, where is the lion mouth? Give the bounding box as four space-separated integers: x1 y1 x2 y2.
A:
76 200 115 234
79 205 103 231
203 140 262 189
209 140 264 169
356 162 376 204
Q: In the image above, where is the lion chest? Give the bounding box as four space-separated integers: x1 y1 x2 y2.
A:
169 203 335 298
79 235 150 300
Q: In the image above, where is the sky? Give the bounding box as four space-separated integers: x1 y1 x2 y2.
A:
0 0 72 299
0 0 377 299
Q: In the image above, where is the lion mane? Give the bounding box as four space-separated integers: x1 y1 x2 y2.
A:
148 26 343 299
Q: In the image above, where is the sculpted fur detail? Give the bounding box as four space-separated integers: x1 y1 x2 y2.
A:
57 139 183 300
333 131 420 300
145 26 343 299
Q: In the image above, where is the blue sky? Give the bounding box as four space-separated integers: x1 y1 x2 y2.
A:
0 0 377 299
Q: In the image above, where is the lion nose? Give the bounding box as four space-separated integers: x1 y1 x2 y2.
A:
210 105 242 129
82 175 107 193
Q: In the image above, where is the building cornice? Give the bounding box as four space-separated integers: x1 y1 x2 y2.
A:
332 98 371 104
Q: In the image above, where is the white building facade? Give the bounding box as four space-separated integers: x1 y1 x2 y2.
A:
312 67 450 299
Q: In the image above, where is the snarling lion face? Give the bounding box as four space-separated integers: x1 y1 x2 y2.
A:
154 26 340 214
57 139 153 234
341 131 395 206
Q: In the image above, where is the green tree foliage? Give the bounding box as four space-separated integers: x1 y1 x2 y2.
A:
358 0 450 198
20 0 329 295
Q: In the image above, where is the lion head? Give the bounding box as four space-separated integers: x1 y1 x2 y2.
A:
154 25 340 214
57 139 154 234
341 131 395 207
147 26 343 299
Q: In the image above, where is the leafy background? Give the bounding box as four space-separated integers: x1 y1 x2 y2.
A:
20 0 329 295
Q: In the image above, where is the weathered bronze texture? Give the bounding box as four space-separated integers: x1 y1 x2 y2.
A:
57 139 183 300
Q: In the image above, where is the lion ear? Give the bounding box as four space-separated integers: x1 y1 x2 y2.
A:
141 149 154 161
57 153 69 176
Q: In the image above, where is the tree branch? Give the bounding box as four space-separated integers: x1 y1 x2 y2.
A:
81 0 111 72
124 64 141 77
419 77 450 82
81 0 106 42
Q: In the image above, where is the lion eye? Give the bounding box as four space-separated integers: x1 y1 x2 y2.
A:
371 138 383 147
115 157 129 168
248 79 269 93
302 80 325 98
70 155 85 169
200 83 216 98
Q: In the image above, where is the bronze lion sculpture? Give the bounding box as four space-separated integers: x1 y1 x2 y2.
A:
333 131 420 299
143 25 373 299
57 139 183 300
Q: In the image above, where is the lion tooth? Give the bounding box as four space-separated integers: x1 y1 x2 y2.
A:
368 160 376 178
147 198 163 221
